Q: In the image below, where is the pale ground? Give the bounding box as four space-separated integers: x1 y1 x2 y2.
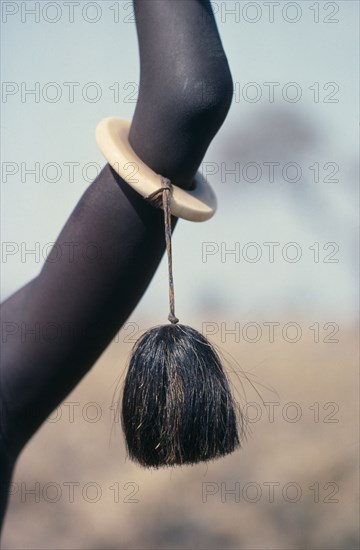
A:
1 321 359 550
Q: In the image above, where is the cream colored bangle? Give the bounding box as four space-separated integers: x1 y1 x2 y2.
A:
96 117 216 222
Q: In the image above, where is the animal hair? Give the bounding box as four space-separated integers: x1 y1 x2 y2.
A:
121 323 241 467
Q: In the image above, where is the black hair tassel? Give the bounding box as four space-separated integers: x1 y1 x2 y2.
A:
121 178 240 467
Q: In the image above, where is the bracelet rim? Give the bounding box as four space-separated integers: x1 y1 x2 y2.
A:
96 117 217 222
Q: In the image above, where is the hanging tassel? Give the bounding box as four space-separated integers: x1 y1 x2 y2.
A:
121 178 240 467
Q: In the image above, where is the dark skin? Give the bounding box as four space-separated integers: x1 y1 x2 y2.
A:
0 0 233 531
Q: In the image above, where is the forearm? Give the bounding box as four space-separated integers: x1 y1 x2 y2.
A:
0 165 168 453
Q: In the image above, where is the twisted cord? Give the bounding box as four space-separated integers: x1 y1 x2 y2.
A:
147 179 179 324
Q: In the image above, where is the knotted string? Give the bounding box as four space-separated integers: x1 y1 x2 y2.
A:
147 178 179 324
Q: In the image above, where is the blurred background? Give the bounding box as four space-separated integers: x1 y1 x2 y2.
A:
1 1 359 548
